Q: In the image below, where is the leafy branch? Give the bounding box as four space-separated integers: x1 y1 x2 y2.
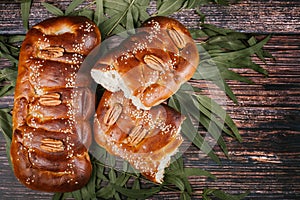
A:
191 23 272 103
41 0 150 38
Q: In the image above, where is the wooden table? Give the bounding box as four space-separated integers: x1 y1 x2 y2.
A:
0 0 299 199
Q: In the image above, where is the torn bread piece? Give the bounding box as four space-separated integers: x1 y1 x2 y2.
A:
94 90 185 183
91 16 199 110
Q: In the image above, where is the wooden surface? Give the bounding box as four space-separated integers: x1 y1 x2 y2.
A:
0 0 300 199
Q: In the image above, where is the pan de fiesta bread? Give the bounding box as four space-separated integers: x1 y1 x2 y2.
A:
10 16 101 192
94 90 185 183
91 16 199 110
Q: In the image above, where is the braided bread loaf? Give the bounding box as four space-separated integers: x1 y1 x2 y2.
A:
10 16 101 192
91 16 199 110
92 16 197 183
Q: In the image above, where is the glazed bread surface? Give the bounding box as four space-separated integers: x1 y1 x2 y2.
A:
94 90 185 183
91 16 199 110
10 16 101 192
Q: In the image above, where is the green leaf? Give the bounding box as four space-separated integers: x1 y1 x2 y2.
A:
80 186 93 200
175 93 229 156
131 4 140 25
85 163 97 199
201 24 230 35
0 68 18 83
219 67 253 84
20 0 32 31
52 193 63 200
193 26 271 104
77 9 94 20
218 80 238 104
127 178 141 200
95 0 105 26
139 9 150 21
156 0 202 15
132 178 140 189
168 95 220 163
126 8 134 32
100 13 124 38
247 36 265 61
107 152 116 167
0 51 18 65
206 33 248 50
182 115 220 163
233 58 268 76
114 192 122 200
182 177 193 194
203 188 249 200
164 174 185 191
103 0 129 11
115 173 130 186
102 0 136 37
180 192 191 200
0 41 12 54
126 162 141 177
52 192 73 200
0 84 15 97
190 28 207 38
109 169 117 183
96 163 108 181
210 35 271 60
71 190 82 200
157 0 185 16
191 95 232 138
100 0 149 38
42 2 64 16
0 109 13 167
172 156 184 171
113 185 161 199
0 109 12 140
65 0 85 15
186 0 202 9
184 168 216 179
92 145 107 163
197 94 242 141
96 184 115 199
7 35 25 43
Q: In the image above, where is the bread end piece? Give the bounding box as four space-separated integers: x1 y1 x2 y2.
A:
91 16 199 110
93 91 185 183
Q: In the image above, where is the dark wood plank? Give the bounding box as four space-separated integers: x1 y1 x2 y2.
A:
0 0 299 34
199 0 300 34
0 0 300 199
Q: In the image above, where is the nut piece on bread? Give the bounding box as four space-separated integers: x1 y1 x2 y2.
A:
91 16 199 110
10 16 101 192
94 90 185 183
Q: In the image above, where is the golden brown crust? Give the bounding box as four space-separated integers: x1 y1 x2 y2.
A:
11 16 101 192
91 16 199 110
94 91 185 183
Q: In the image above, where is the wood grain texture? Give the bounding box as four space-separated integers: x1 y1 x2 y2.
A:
0 0 300 199
0 0 299 34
